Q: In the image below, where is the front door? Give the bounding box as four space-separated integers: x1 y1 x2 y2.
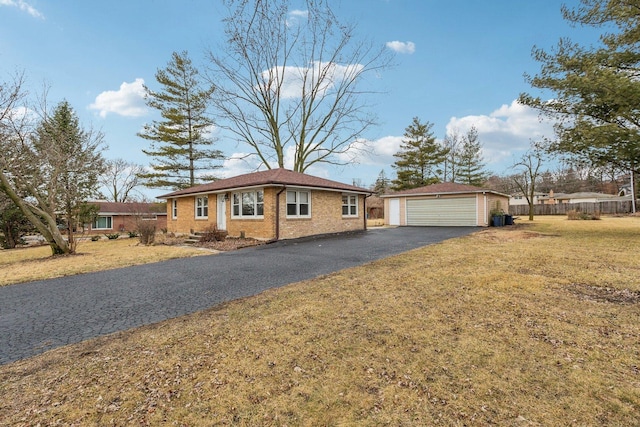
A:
217 194 226 230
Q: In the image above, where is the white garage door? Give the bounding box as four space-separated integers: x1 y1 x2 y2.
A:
406 197 477 226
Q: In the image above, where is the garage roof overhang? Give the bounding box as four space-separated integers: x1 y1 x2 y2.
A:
380 190 510 198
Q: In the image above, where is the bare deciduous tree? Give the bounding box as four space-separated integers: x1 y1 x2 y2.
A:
100 158 145 202
511 146 545 221
0 73 105 254
207 0 393 172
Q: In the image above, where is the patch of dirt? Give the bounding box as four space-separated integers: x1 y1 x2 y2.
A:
476 228 551 243
565 283 640 305
195 238 265 251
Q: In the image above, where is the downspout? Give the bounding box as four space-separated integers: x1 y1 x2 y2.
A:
484 193 488 226
275 186 286 241
631 168 636 214
364 193 371 231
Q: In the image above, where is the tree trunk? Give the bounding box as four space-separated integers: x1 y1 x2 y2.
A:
1 223 17 248
0 172 71 255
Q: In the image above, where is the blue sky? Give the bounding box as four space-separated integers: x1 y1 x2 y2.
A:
0 0 604 199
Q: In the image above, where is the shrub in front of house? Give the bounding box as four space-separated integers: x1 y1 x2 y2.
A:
105 233 120 240
137 222 156 245
199 225 228 242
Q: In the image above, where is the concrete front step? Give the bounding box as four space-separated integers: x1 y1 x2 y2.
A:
183 233 202 245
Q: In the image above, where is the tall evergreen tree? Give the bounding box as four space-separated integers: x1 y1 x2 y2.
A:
392 117 448 190
442 129 461 182
456 126 489 186
372 169 390 195
519 0 640 201
138 51 223 190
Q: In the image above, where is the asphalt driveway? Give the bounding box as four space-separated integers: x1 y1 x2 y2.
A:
0 226 476 364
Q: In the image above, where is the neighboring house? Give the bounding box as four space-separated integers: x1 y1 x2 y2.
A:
538 191 622 204
87 201 168 234
618 184 633 197
381 182 510 227
158 168 371 241
510 192 548 206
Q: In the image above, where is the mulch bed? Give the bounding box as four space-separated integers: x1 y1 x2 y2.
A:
195 238 266 251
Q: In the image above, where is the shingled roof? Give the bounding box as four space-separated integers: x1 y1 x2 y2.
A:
381 182 507 197
92 201 167 215
158 168 371 198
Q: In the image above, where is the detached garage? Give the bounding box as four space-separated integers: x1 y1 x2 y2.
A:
382 182 510 227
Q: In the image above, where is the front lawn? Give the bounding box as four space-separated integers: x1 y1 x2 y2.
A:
0 237 209 286
1 216 639 425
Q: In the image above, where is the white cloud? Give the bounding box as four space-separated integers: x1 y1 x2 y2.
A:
218 153 264 178
218 150 332 179
0 0 44 19
286 9 308 27
261 61 364 99
446 100 556 167
330 135 403 168
385 41 415 54
288 9 308 20
89 78 147 118
369 135 403 160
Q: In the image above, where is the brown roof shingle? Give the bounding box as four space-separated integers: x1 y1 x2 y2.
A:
158 168 371 198
92 202 167 215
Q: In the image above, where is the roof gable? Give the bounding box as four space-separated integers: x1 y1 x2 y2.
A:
159 168 371 198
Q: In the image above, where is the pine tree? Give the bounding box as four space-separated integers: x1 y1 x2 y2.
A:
34 101 105 252
392 117 448 190
456 126 489 186
138 51 223 190
373 169 390 194
442 130 461 182
0 95 105 255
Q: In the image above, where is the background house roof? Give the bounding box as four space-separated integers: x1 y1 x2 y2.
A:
158 168 372 198
92 201 167 215
381 182 508 197
538 192 620 201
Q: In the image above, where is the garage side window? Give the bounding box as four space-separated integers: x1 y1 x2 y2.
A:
172 199 178 219
342 194 358 217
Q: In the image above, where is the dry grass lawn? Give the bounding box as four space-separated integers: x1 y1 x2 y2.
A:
1 216 639 425
0 237 210 286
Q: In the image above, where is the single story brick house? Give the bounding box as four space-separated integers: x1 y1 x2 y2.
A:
87 201 167 234
158 168 372 240
381 182 510 227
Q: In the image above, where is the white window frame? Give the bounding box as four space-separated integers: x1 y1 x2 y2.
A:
93 216 113 230
342 194 358 217
195 196 208 219
286 190 311 218
232 189 264 218
172 199 178 219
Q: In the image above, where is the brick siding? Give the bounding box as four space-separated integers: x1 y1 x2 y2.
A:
166 187 366 240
